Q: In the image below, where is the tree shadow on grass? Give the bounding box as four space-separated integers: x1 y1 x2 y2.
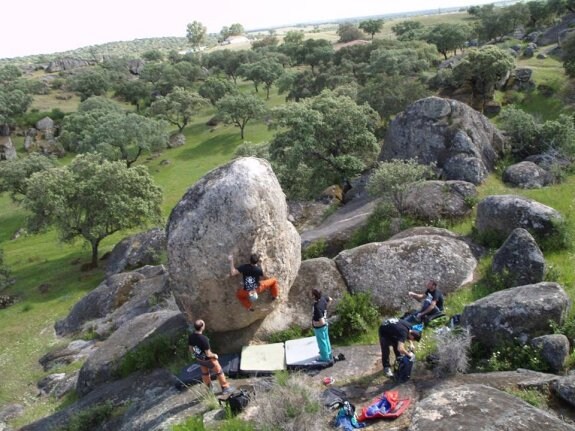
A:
175 132 240 161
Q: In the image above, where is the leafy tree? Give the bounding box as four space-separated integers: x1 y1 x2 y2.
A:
301 39 334 74
358 75 431 122
0 89 32 133
425 23 472 59
240 59 284 98
562 33 575 77
202 49 255 84
498 105 540 157
198 77 237 106
526 1 554 28
367 159 434 215
252 35 279 50
141 50 164 62
337 23 366 43
283 30 305 45
186 20 207 51
279 31 306 63
60 97 169 167
277 69 322 101
114 79 152 111
369 41 438 76
24 153 162 268
453 45 515 106
359 19 384 40
0 65 22 84
0 153 58 203
269 91 379 198
216 93 266 139
149 87 208 133
220 23 245 41
69 68 110 101
391 20 424 41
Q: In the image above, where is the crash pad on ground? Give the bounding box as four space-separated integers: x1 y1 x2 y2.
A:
240 343 286 373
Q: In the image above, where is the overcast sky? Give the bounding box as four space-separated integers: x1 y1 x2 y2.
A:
1 0 500 59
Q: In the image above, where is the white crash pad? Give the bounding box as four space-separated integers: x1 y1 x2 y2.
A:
240 343 286 372
285 336 320 366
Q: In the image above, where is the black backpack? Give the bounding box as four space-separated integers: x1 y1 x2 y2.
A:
221 387 254 414
394 355 414 383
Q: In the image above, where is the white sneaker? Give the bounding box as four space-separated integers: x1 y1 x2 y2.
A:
384 367 394 378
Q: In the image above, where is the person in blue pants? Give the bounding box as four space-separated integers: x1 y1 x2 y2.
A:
312 288 333 362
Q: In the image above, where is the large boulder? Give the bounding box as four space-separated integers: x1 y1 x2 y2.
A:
461 282 570 347
166 157 300 350
531 334 570 373
503 161 552 188
45 57 91 73
286 258 348 329
552 374 575 408
106 228 166 276
334 235 477 312
380 97 505 185
403 180 477 222
475 195 563 241
0 136 17 160
410 384 575 431
55 265 170 337
76 310 187 396
491 228 546 288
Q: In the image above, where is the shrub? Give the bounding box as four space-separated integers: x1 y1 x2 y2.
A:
505 388 548 409
429 327 472 377
330 292 379 341
472 340 551 373
117 333 189 377
62 401 115 431
302 239 327 260
251 373 330 431
550 316 575 346
268 326 312 344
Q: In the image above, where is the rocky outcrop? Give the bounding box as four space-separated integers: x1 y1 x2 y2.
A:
0 136 17 160
475 195 563 241
39 340 97 372
166 157 300 350
380 97 505 185
55 265 170 338
531 334 570 373
334 235 477 312
552 374 575 408
491 228 546 288
168 133 185 148
106 228 166 276
128 59 145 75
403 180 477 222
287 258 348 329
461 282 570 348
503 161 552 188
45 58 92 73
410 384 575 431
76 310 187 396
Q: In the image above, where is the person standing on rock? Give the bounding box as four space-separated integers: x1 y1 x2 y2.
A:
228 253 279 311
378 318 421 378
188 319 231 394
312 288 333 363
407 279 444 323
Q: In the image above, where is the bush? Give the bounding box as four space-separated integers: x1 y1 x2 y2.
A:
302 239 327 260
429 327 472 377
62 401 115 431
330 292 379 341
472 340 551 373
251 373 330 431
268 326 312 344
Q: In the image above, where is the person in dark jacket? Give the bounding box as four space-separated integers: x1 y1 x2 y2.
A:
188 319 231 393
407 279 444 323
378 318 421 378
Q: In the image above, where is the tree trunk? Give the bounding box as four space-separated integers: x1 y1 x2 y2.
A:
240 126 245 140
91 239 100 268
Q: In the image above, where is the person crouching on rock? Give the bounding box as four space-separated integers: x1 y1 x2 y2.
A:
228 253 279 311
188 319 231 394
379 318 421 378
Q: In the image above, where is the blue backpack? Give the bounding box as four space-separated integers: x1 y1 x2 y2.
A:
394 355 414 383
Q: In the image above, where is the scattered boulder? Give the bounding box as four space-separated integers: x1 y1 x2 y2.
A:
106 228 166 276
381 97 505 185
403 180 477 222
76 310 187 396
0 295 16 309
461 282 570 348
334 235 477 312
491 228 546 288
411 383 574 431
0 136 17 160
39 340 98 371
45 58 91 73
503 161 552 188
475 195 563 242
168 133 185 148
166 157 300 350
55 265 170 337
0 404 24 423
538 12 575 46
127 59 145 75
37 372 78 399
531 334 570 373
525 151 571 172
524 44 537 58
287 200 331 231
36 117 54 132
287 257 348 329
551 374 575 408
